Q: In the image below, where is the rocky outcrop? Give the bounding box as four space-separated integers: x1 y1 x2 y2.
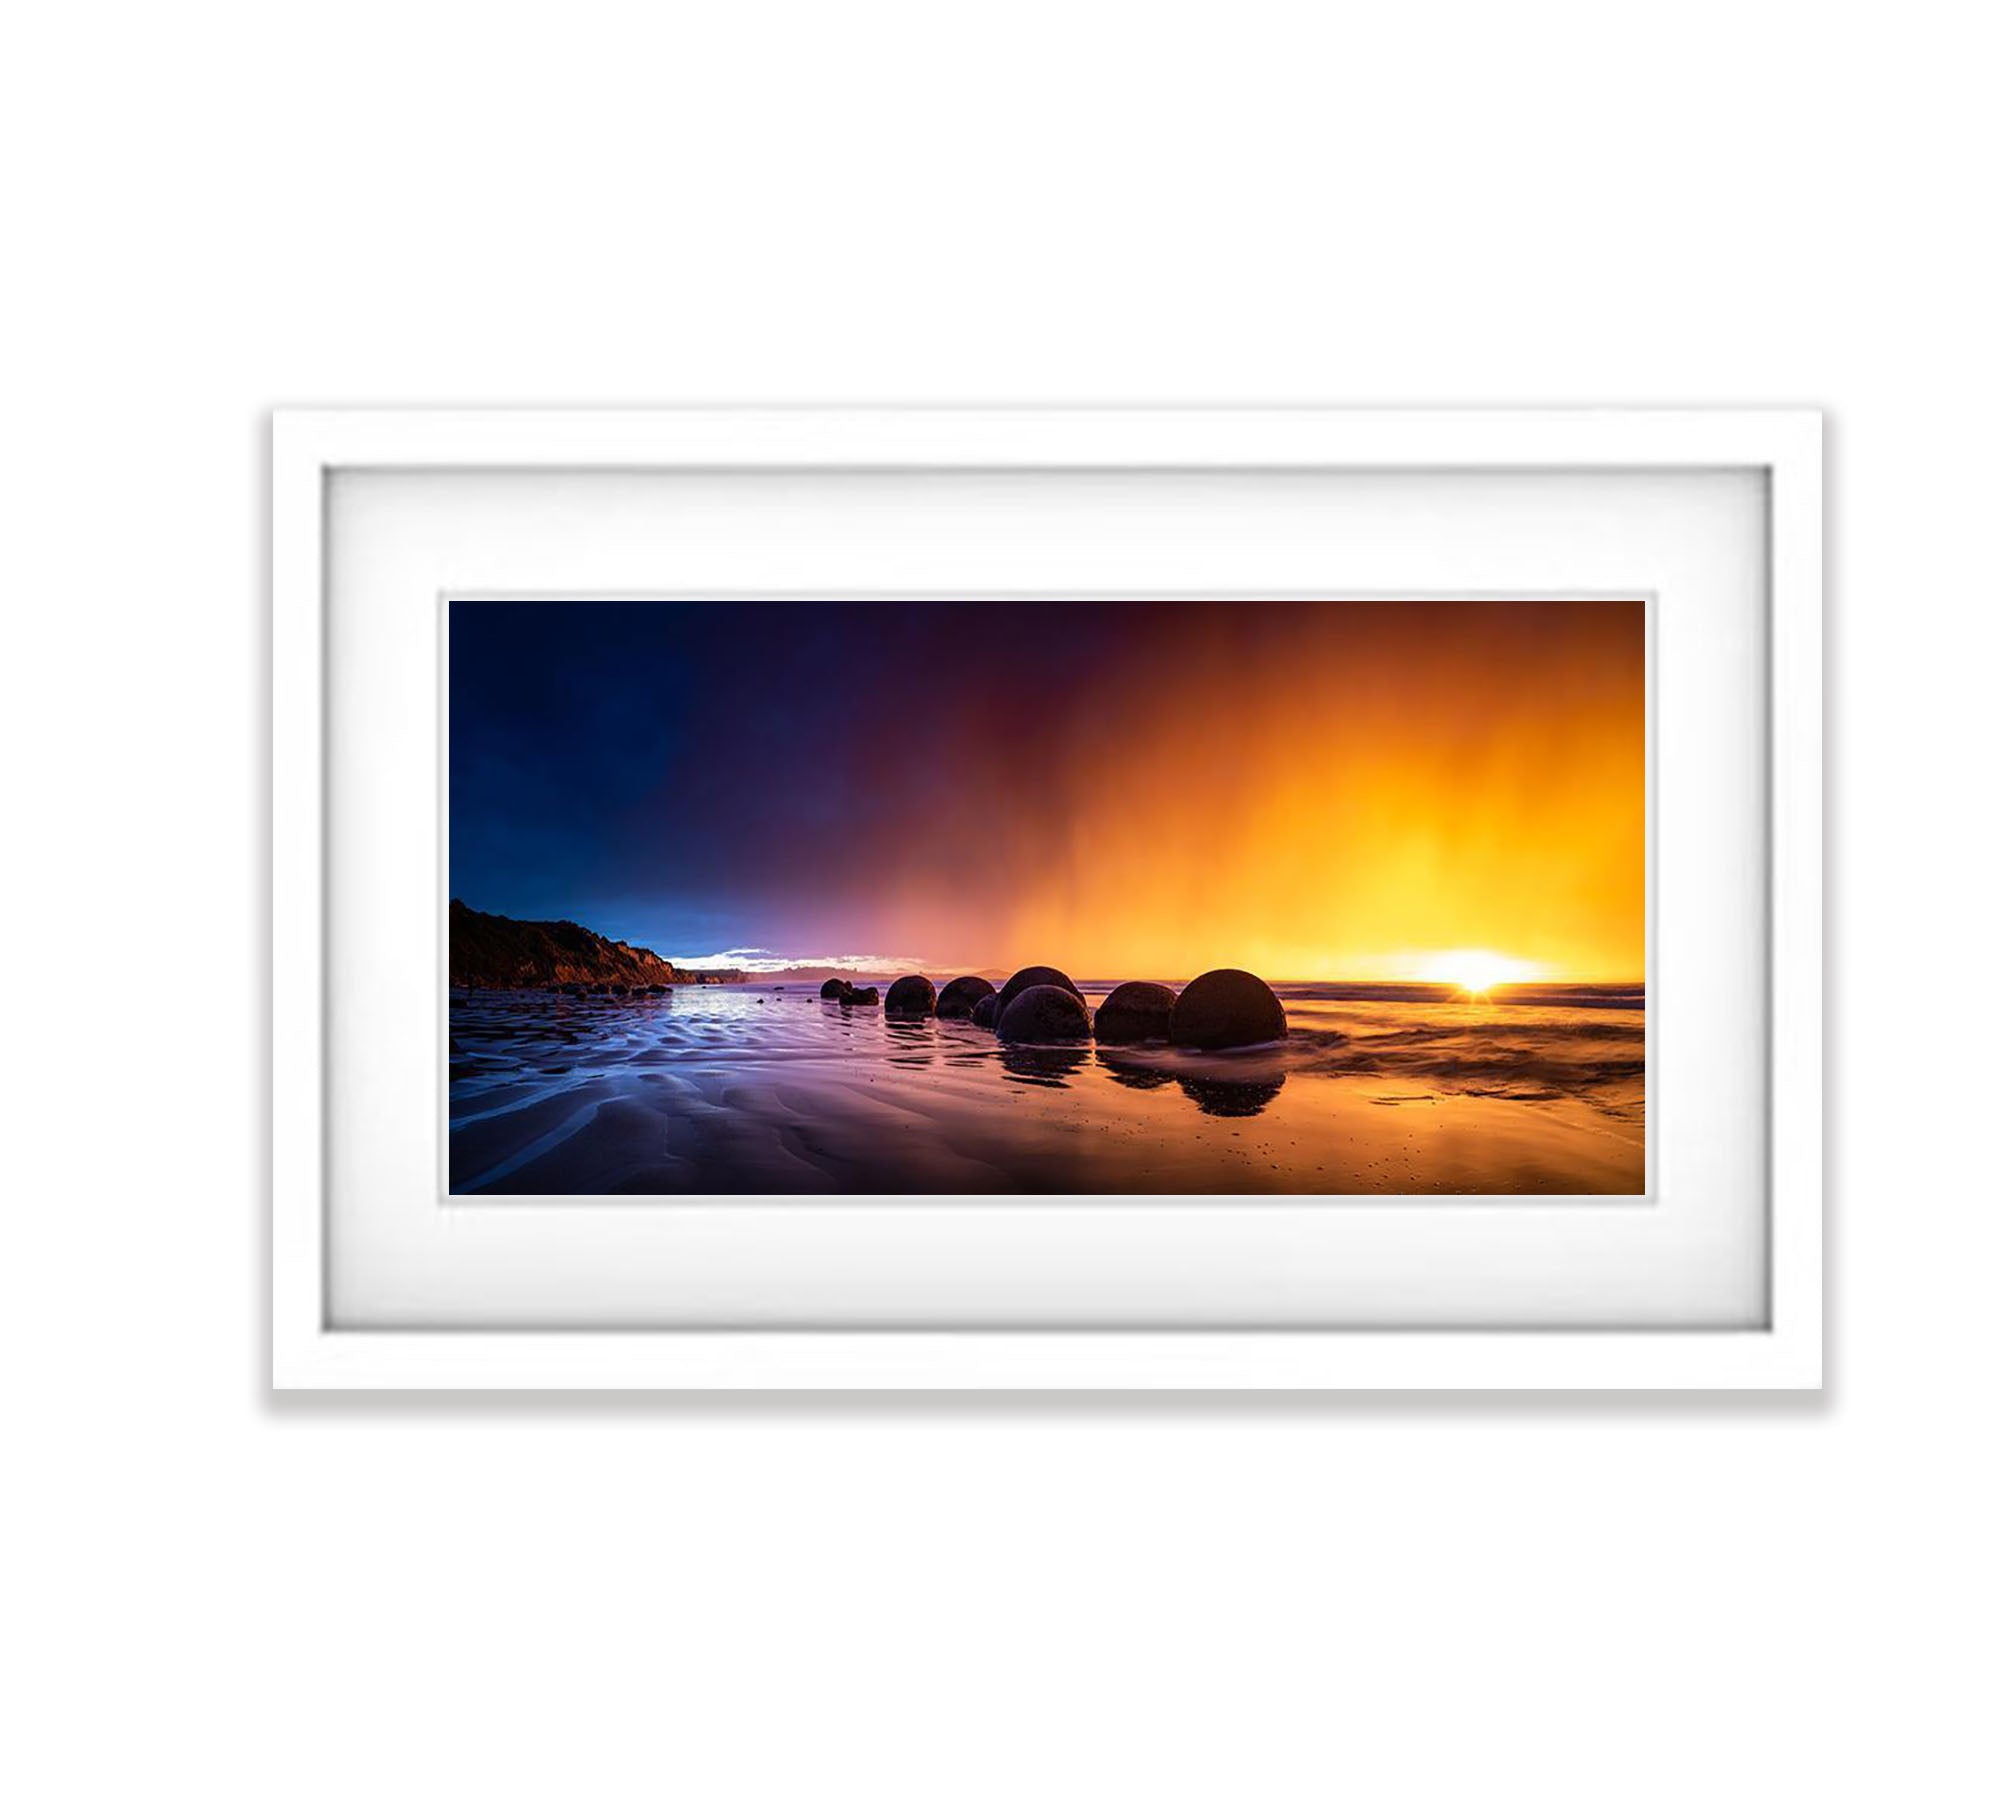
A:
448 899 745 990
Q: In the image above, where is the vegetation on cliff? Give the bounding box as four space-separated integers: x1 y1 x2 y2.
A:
448 899 744 989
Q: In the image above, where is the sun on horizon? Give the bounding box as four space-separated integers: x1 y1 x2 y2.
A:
1411 949 1545 996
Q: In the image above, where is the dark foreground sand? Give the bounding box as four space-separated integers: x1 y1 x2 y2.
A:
447 981 1645 1198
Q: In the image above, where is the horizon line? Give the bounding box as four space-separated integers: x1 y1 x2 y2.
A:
672 963 1647 987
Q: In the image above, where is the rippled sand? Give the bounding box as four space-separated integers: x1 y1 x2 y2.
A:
447 981 1644 1198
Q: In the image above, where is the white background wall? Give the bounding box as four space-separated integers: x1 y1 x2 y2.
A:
3 4 1992 1795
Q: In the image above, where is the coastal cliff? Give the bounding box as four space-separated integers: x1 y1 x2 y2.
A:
448 899 744 989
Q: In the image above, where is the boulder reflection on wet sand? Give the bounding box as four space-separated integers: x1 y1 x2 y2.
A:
884 1017 936 1067
999 1043 1091 1088
1098 1049 1176 1091
1178 1070 1288 1117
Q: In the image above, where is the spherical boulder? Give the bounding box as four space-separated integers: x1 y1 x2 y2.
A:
997 965 1082 1014
997 983 1091 1044
969 993 1001 1029
1092 980 1177 1045
885 974 937 1017
935 974 997 1020
842 985 880 1007
820 978 853 1001
1168 969 1287 1050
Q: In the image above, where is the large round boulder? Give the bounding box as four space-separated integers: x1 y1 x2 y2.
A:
1092 980 1177 1045
885 974 936 1017
935 974 997 1020
997 983 1091 1044
819 977 852 1000
1169 969 1287 1050
997 964 1082 1014
969 993 1001 1029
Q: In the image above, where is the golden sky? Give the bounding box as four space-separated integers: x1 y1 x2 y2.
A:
456 598 1647 983
857 601 1647 982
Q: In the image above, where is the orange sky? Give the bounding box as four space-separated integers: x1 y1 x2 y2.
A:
856 601 1647 982
456 598 1647 982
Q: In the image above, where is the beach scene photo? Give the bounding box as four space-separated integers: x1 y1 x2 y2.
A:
448 598 1646 1198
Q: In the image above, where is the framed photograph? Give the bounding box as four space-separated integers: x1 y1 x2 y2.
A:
272 408 1821 1389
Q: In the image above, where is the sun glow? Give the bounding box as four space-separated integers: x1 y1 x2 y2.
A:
1416 950 1540 995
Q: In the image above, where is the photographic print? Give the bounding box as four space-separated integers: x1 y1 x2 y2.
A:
447 598 1646 1198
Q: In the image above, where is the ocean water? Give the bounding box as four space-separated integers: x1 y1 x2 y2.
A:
448 980 1645 1197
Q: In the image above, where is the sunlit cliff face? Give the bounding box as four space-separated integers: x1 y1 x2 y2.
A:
451 599 1646 981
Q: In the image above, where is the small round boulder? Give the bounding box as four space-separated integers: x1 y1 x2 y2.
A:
820 978 853 1001
885 974 937 1017
1169 969 1287 1050
935 974 997 1020
842 985 880 1007
997 965 1083 1014
969 993 1001 1029
1092 980 1177 1045
997 983 1092 1044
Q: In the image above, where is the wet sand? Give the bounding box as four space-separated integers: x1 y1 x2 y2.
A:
448 981 1645 1198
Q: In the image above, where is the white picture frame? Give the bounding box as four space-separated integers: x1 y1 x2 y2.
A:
272 408 1821 1390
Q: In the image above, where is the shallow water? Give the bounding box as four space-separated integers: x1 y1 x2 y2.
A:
447 981 1645 1198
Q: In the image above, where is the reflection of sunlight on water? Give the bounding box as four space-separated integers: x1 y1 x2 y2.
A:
1098 1052 1175 1092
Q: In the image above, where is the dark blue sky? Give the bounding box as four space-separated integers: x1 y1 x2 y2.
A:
449 599 1151 963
